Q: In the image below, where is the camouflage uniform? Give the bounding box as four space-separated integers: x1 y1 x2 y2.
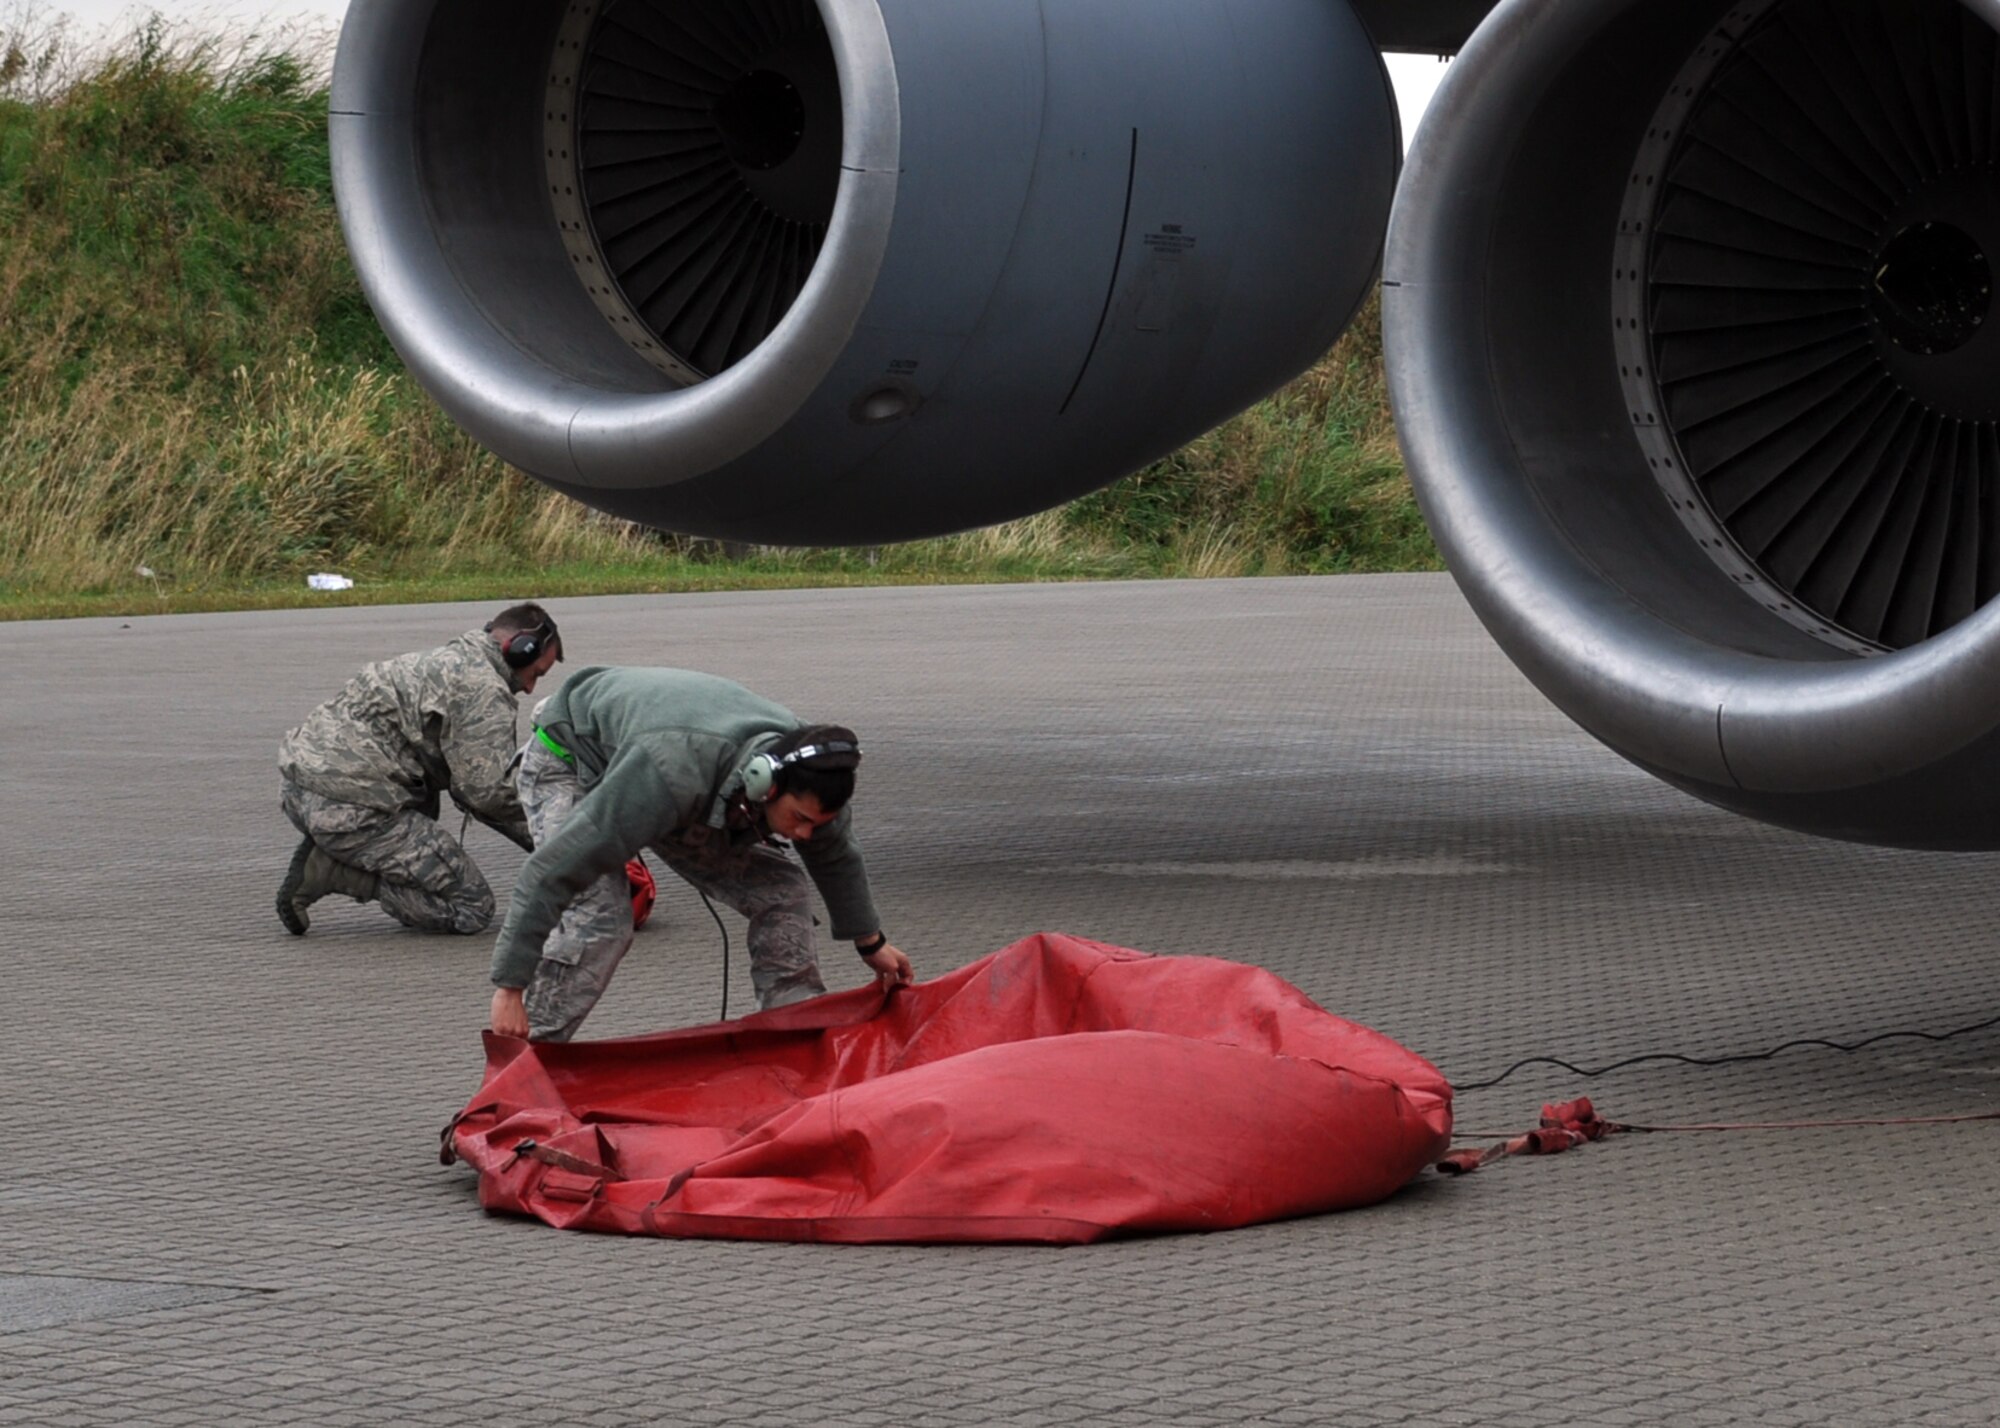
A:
279 631 532 934
516 738 825 1041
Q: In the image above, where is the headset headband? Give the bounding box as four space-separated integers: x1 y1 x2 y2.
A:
775 740 860 768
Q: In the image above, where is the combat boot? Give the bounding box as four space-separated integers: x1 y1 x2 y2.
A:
276 836 314 935
278 841 380 934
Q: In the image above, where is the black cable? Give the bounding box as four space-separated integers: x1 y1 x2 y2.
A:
1452 1010 2000 1093
699 890 730 1022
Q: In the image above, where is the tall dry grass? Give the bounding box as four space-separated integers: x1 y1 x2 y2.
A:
0 352 651 594
1059 295 1435 577
0 19 650 600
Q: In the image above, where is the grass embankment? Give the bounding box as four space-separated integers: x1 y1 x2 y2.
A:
0 24 1437 621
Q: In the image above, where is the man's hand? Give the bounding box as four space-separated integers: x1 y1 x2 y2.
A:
861 942 914 990
490 985 529 1037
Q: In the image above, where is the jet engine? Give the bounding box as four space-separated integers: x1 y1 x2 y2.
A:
328 0 1399 544
1385 0 2000 848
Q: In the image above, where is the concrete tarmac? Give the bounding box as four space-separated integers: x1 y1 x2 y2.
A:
3 573 1997 1427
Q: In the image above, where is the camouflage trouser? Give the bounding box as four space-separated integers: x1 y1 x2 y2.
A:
280 779 495 933
516 740 826 1042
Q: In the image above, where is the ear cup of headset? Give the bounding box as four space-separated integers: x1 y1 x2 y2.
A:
501 631 541 669
741 753 781 803
489 617 556 670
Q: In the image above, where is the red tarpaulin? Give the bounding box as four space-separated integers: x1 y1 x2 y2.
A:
447 933 1453 1244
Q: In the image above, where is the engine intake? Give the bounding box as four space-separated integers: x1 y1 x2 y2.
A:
1385 0 2000 847
330 0 1399 544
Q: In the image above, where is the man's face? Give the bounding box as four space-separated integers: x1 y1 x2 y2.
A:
518 645 561 694
765 791 840 842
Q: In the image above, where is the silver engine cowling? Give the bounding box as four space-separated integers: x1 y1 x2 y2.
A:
329 0 1400 544
1386 0 2000 848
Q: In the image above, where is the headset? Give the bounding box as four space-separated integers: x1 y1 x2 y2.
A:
741 729 862 803
486 614 561 670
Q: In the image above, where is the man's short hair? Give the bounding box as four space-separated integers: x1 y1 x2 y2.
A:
487 602 561 660
770 723 860 812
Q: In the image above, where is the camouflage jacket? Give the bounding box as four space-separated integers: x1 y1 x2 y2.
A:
278 631 533 847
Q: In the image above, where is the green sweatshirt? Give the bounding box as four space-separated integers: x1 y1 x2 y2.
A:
489 667 882 988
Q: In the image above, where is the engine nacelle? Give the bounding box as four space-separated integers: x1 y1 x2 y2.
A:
330 0 1398 544
1385 0 2000 848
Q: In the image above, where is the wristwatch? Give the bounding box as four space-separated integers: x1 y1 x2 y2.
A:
856 931 888 956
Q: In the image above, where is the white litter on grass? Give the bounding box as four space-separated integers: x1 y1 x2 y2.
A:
307 573 354 591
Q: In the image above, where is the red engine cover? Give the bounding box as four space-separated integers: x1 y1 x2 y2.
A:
448 933 1453 1244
